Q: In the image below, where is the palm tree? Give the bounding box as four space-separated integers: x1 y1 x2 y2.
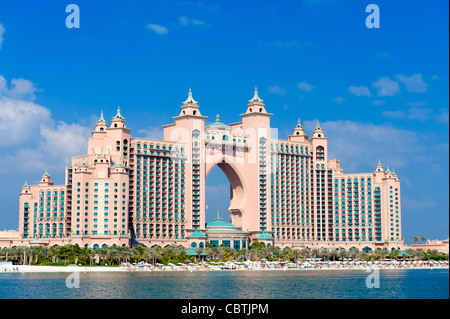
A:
412 236 420 244
329 249 339 261
339 248 348 260
420 237 427 244
349 248 360 260
148 246 162 265
94 247 108 264
240 248 250 261
292 249 301 261
195 247 204 261
106 246 119 265
300 247 311 259
311 248 319 260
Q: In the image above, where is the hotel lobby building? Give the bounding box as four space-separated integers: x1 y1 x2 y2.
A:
0 89 404 251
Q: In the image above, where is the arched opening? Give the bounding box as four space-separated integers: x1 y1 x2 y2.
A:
205 159 245 228
205 165 230 224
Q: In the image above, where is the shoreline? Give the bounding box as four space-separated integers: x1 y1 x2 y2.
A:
1 264 448 273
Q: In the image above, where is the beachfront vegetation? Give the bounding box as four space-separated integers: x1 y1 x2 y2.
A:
0 241 447 266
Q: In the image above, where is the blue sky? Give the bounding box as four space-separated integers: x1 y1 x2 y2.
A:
0 0 448 244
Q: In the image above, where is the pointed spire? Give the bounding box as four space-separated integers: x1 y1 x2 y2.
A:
213 208 223 221
296 117 303 128
23 179 29 188
43 169 49 177
182 88 198 105
377 159 382 166
315 120 322 130
113 106 125 120
249 86 263 103
97 110 106 123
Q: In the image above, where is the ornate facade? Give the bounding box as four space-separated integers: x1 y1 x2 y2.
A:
1 88 404 251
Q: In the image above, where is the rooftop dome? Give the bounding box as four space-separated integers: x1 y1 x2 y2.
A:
256 232 274 239
206 209 244 231
207 114 229 127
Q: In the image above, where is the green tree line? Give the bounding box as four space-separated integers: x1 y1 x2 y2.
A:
0 240 447 266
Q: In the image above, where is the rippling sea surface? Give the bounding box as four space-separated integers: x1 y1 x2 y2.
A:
0 269 448 299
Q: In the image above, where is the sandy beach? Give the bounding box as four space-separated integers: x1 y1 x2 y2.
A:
1 260 448 273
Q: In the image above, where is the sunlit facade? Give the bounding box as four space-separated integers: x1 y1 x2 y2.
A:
1 89 404 251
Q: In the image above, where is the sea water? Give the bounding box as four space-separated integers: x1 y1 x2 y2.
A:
0 269 448 299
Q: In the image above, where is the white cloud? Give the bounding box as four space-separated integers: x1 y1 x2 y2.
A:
0 75 39 100
206 183 228 196
434 109 449 124
297 82 315 91
0 75 8 92
303 119 425 171
259 40 308 49
395 73 428 93
375 51 391 59
40 122 91 162
334 97 345 104
138 126 164 140
348 86 371 97
179 17 207 26
268 85 286 96
0 96 51 145
407 101 427 108
381 110 407 119
372 76 400 96
146 23 168 35
0 74 92 177
382 101 448 123
407 107 434 121
372 100 386 106
0 23 4 49
403 197 437 210
383 108 434 122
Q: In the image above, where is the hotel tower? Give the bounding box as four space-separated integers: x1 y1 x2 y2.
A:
1 89 404 251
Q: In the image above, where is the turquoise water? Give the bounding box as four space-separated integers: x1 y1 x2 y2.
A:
0 269 448 299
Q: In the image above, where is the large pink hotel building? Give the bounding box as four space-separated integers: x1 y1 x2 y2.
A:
1 89 404 251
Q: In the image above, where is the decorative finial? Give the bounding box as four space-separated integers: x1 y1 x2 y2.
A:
314 120 322 130
295 118 303 128
114 106 125 120
249 86 263 103
216 114 220 120
23 179 29 188
98 110 106 123
182 88 198 105
217 209 220 219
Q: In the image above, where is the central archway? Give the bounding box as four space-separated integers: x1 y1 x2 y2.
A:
205 158 246 228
